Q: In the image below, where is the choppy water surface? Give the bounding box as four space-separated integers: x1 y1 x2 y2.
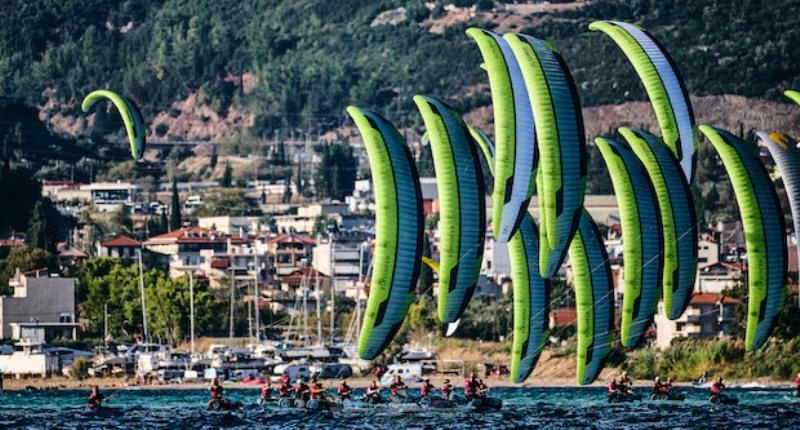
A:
1 386 799 429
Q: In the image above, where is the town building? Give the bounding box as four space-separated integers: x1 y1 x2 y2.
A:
0 268 78 341
654 293 741 349
272 202 351 234
197 216 261 235
265 233 316 276
143 226 250 278
97 235 141 259
313 230 372 298
696 262 743 294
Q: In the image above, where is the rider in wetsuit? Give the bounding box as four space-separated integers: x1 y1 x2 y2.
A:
390 375 407 402
710 377 726 403
464 374 482 401
310 379 325 400
260 379 273 403
337 380 353 401
88 386 104 409
295 378 311 401
278 379 292 398
794 373 800 397
608 377 621 400
209 378 224 402
419 378 434 400
441 379 454 400
365 379 381 403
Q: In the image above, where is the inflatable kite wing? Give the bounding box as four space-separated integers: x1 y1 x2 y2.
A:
621 127 697 320
466 28 537 243
595 136 663 348
82 89 147 160
700 126 786 352
347 106 424 360
504 33 586 278
413 95 486 325
589 21 697 183
570 209 614 385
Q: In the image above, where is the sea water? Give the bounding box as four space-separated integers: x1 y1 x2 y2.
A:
1 386 799 429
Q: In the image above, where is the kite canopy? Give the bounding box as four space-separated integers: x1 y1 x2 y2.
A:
82 90 147 160
595 136 663 348
466 28 537 243
473 127 548 383
347 106 424 360
785 89 800 105
413 95 486 325
589 21 697 183
621 128 697 320
570 209 614 385
508 213 551 383
504 33 586 279
700 126 787 352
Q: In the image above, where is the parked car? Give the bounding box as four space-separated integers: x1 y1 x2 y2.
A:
311 363 352 379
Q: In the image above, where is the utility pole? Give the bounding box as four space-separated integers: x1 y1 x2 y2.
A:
138 247 149 344
229 268 235 340
104 304 108 351
189 271 195 355
302 274 308 345
315 272 322 346
253 236 260 342
329 234 336 344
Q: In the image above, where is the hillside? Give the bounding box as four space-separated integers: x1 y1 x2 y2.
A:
1 0 799 152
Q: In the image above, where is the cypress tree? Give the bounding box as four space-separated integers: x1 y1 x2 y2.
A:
169 177 182 231
27 199 50 251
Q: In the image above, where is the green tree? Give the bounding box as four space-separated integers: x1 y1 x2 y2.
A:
194 189 258 217
315 143 356 200
210 144 218 169
109 205 133 237
26 198 58 252
169 177 181 231
0 247 57 295
220 161 233 188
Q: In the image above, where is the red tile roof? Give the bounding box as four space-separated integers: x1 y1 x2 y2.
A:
699 261 743 271
281 267 325 284
146 226 248 245
58 248 88 258
100 235 141 248
689 293 742 305
266 234 316 246
0 238 24 248
210 258 230 269
550 308 577 326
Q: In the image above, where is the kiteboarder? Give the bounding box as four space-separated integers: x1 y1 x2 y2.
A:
441 379 454 400
209 378 224 403
259 379 273 404
278 378 292 398
295 377 311 401
365 379 381 404
709 377 733 404
309 379 325 400
607 377 621 401
795 373 800 397
390 374 407 402
464 374 482 401
419 378 434 400
88 386 105 409
337 380 352 401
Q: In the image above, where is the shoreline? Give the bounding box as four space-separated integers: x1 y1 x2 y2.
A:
1 376 794 391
